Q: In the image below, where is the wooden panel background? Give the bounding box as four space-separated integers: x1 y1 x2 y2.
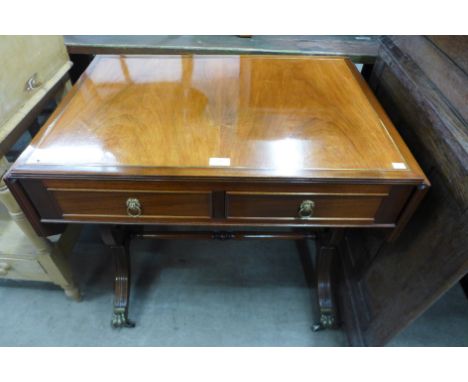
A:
64 35 380 64
339 36 468 346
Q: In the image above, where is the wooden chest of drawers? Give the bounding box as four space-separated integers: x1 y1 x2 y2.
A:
0 36 78 299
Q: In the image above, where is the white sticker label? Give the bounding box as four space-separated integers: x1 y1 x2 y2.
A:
209 157 231 167
392 162 407 170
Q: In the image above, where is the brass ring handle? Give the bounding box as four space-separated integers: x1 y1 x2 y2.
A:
126 198 142 217
25 73 42 92
298 200 315 218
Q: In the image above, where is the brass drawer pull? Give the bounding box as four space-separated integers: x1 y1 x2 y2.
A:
0 262 11 276
298 200 315 218
126 198 142 217
25 73 42 92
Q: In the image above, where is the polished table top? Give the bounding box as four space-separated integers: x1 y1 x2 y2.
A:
13 55 425 184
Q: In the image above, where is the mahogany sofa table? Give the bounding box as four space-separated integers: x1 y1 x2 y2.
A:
5 55 429 330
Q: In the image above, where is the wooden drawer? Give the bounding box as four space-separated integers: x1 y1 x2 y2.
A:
0 36 69 126
50 189 212 221
17 179 410 227
226 192 386 223
0 256 49 282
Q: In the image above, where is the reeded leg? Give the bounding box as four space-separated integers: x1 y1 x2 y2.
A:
313 246 338 331
101 227 135 329
313 230 343 331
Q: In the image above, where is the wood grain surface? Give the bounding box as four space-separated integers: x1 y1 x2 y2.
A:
340 36 468 346
10 55 426 183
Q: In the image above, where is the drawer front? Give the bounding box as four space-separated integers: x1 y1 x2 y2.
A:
51 190 212 220
0 36 69 126
0 257 49 282
21 179 407 227
226 192 385 223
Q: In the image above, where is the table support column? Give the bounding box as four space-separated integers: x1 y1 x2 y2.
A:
313 229 343 331
101 227 135 328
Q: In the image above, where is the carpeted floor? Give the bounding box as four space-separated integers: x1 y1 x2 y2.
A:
0 225 467 346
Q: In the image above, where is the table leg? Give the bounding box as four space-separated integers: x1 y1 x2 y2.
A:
101 227 135 328
313 229 343 331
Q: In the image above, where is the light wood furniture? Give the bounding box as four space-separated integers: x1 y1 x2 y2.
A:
5 55 428 328
0 36 79 299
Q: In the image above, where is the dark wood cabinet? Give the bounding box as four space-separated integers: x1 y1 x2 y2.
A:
340 36 468 346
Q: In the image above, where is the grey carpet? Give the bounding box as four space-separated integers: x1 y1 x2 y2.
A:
0 227 345 346
0 226 466 346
